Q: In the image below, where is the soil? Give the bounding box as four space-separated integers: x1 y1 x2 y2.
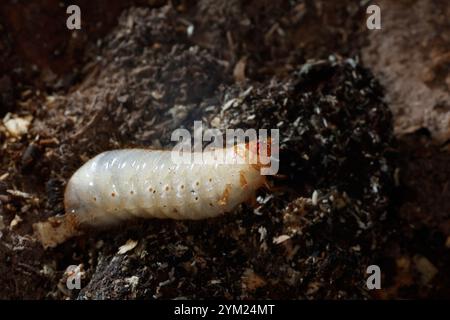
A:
0 0 448 299
362 0 450 142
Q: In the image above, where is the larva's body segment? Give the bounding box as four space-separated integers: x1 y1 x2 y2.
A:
65 146 265 227
34 144 268 248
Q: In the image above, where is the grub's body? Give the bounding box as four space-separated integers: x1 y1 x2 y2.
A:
64 147 265 226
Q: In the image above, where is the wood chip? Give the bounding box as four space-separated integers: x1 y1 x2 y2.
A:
118 239 138 254
233 56 247 83
273 234 291 244
6 189 33 199
0 215 5 231
241 268 266 291
413 255 438 285
10 214 23 229
3 114 33 137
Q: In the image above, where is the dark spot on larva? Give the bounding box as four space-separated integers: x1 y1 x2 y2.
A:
130 190 134 195
181 185 185 189
93 197 97 202
195 197 199 201
209 203 213 206
111 192 115 197
209 178 212 182
173 208 178 213
196 181 200 186
165 186 170 191
153 190 156 194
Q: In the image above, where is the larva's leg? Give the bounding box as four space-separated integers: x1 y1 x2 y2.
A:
245 193 258 207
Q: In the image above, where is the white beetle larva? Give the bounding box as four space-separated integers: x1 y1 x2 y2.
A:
33 142 270 248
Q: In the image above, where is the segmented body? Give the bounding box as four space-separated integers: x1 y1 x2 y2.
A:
65 146 265 227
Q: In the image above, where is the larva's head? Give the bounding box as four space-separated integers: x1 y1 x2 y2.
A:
236 138 275 172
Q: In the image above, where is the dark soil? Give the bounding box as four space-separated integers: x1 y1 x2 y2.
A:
0 0 448 299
